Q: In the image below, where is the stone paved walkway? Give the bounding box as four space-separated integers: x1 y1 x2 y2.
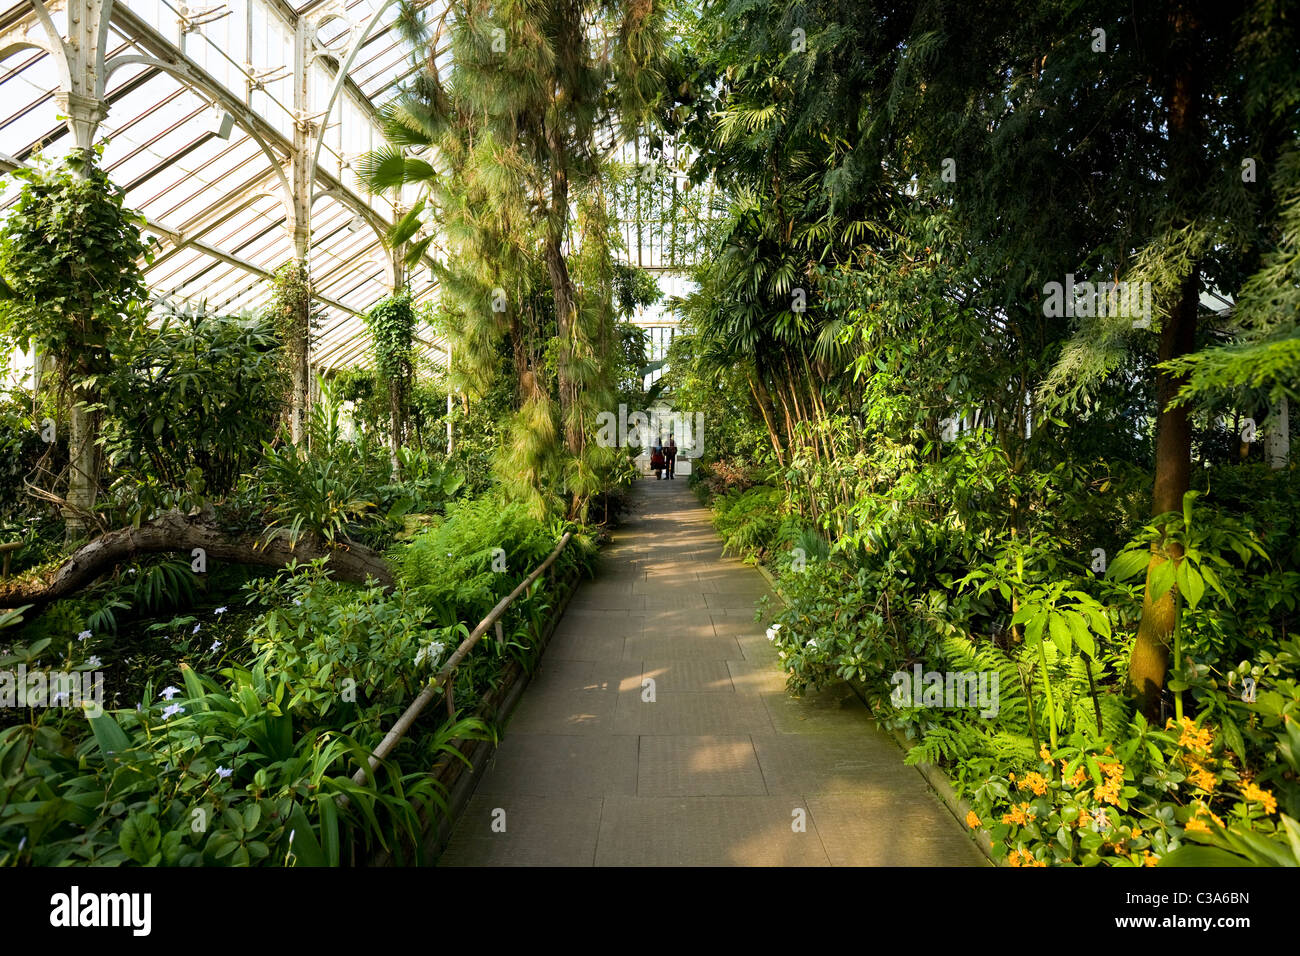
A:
440 477 986 866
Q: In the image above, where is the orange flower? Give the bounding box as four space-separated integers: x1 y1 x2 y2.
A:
1186 765 1216 792
1241 781 1278 814
1173 717 1213 755
966 810 982 830
1017 771 1049 796
1002 803 1030 827
1187 801 1225 832
1040 744 1053 763
1092 758 1126 806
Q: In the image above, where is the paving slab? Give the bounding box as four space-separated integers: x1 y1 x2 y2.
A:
440 794 603 867
636 735 766 796
440 478 985 866
593 796 832 866
473 735 640 797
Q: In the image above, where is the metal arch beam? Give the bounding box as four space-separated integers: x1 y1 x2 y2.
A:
310 184 394 280
101 1 441 274
302 2 453 281
23 0 72 91
99 2 434 273
305 0 397 203
27 0 118 148
8 0 446 358
145 218 362 317
100 53 294 212
0 34 50 63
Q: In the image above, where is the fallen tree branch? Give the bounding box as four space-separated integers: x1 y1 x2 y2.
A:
0 511 393 610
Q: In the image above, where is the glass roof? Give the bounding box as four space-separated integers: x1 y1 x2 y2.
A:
0 0 448 370
1 0 713 373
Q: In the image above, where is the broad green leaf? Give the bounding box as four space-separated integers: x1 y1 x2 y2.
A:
1158 845 1252 867
1024 611 1046 646
1065 611 1096 658
1149 559 1176 602
1180 563 1205 610
119 811 161 864
1048 613 1073 655
1106 549 1149 581
86 708 132 761
389 199 426 247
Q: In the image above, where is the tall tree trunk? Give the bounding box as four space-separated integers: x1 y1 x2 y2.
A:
543 115 582 464
748 373 785 468
1129 269 1199 717
290 291 310 447
388 376 404 479
64 375 97 541
1128 3 1203 718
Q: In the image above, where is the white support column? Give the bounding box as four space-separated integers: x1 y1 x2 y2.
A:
1267 395 1290 469
290 15 312 260
32 0 115 154
446 344 454 456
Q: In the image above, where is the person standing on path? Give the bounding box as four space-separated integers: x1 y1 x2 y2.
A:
665 435 678 479
651 437 664 479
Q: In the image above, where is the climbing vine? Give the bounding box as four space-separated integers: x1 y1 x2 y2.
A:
364 291 415 388
267 260 312 374
364 291 416 470
0 148 152 535
266 259 313 443
0 149 150 371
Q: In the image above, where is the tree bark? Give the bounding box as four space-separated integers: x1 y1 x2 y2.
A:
1127 2 1203 718
290 299 310 447
64 379 98 541
1 512 393 610
389 376 404 479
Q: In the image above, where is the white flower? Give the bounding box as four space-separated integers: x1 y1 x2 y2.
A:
215 766 233 779
159 685 181 700
192 623 201 634
51 690 69 705
161 703 185 719
213 606 228 616
87 655 102 667
292 599 302 607
765 623 781 641
806 639 818 650
209 639 222 652
77 630 92 643
414 641 448 669
17 837 25 851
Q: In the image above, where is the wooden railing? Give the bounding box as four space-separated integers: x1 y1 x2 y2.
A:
348 532 573 787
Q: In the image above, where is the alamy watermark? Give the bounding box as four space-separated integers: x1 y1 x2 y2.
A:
595 404 705 457
1 665 105 714
889 664 1000 718
1042 274 1153 328
49 886 151 936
